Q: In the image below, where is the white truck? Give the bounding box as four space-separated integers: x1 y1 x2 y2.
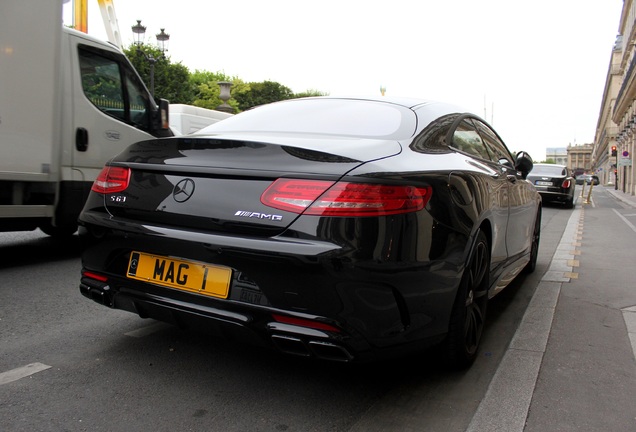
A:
0 0 173 236
169 104 233 135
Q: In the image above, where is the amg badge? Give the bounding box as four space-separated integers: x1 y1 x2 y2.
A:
235 211 283 221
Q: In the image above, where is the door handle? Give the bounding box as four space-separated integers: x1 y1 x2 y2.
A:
76 127 88 152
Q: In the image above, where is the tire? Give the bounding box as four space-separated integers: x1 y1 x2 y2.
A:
524 209 541 274
443 230 490 369
565 196 574 209
39 221 78 237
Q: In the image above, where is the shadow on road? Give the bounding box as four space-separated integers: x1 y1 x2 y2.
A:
0 232 81 269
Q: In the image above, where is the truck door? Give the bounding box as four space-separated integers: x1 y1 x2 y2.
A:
69 34 158 183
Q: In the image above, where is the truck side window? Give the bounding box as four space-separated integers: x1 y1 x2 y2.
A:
78 45 150 130
79 47 126 122
124 67 150 129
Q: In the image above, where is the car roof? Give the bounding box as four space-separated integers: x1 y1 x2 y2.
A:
311 95 457 109
200 96 486 141
534 163 567 168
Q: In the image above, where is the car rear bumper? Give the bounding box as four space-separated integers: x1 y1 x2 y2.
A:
79 275 358 361
536 190 573 203
78 212 463 362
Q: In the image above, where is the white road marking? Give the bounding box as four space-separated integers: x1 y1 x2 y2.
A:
613 209 636 234
622 306 636 361
0 362 51 385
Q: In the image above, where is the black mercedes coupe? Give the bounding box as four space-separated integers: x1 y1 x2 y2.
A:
79 96 541 368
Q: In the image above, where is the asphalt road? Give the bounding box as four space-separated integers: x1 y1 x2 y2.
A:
0 203 573 432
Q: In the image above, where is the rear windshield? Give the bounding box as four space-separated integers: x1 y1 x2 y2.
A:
199 98 417 140
531 165 567 176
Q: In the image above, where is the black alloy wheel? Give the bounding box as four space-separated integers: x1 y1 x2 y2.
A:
444 230 490 369
524 209 541 274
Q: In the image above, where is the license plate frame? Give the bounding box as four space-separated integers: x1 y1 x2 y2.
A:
535 181 552 186
127 251 231 299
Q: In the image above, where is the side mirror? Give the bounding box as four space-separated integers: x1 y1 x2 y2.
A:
515 151 533 179
152 99 174 137
159 99 170 130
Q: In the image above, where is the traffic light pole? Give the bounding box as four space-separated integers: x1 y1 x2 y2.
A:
613 145 618 190
615 155 619 190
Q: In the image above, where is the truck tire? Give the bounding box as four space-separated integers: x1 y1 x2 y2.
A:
39 221 78 237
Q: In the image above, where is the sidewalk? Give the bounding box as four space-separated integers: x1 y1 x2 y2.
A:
468 187 636 431
604 185 636 208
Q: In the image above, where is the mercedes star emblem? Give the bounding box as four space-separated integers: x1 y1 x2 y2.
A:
173 178 195 203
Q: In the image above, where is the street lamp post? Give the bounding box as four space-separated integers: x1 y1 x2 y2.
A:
131 20 170 98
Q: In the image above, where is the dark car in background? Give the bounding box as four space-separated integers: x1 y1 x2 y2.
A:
576 174 600 185
78 96 541 368
528 163 576 208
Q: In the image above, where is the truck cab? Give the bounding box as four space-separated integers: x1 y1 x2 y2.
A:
0 0 171 236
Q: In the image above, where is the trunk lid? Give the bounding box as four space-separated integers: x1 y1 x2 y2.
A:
102 134 401 236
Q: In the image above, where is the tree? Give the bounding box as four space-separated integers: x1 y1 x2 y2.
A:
293 89 329 98
188 70 246 113
157 62 196 104
124 45 195 104
233 80 294 111
124 46 328 113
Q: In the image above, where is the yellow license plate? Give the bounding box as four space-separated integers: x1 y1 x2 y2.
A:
127 251 231 299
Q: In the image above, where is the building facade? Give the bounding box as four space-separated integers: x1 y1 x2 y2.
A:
545 147 568 165
567 143 593 176
594 1 635 191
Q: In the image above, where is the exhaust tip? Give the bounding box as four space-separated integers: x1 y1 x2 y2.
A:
271 334 353 362
271 335 311 357
79 283 112 307
308 340 353 362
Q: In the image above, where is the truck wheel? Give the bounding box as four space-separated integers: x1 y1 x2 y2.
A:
39 221 78 237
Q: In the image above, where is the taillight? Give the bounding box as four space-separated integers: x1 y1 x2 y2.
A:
82 270 108 282
562 179 571 189
261 179 432 217
91 167 131 194
272 314 341 333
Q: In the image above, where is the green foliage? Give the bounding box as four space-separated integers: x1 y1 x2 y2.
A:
159 62 196 103
124 44 194 104
123 45 327 113
292 89 329 99
81 65 123 103
233 81 294 111
189 71 244 113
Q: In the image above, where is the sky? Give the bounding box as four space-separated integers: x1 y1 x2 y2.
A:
63 0 624 160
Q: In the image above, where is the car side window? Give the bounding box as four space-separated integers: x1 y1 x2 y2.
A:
474 120 514 167
451 120 492 160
